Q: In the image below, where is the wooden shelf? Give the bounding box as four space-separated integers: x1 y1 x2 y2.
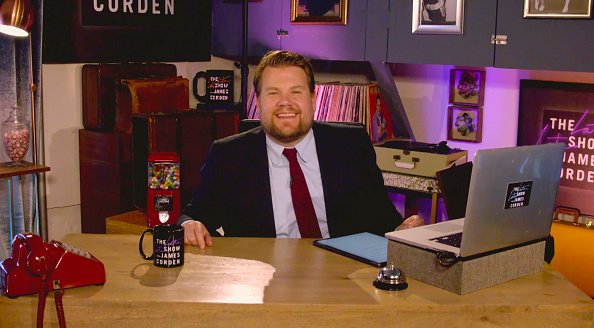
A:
0 162 50 179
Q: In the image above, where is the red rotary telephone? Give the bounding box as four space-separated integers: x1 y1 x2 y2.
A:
0 233 106 327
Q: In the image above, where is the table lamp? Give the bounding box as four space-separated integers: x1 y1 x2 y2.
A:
0 0 33 37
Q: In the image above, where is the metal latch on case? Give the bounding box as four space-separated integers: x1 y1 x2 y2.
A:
393 155 420 170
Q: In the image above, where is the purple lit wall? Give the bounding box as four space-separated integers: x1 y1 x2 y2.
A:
390 65 594 159
372 64 594 223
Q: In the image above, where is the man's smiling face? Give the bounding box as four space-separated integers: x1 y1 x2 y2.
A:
257 65 316 147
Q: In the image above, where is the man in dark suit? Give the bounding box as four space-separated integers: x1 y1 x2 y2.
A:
423 0 447 23
179 50 422 248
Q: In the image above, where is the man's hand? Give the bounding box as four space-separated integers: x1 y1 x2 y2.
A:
396 215 425 231
182 220 213 249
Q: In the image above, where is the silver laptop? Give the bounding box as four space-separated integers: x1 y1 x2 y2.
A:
385 143 565 258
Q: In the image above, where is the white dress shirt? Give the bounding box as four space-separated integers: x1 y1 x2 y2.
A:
266 130 329 238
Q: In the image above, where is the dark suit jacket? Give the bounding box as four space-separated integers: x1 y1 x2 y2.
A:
179 122 403 237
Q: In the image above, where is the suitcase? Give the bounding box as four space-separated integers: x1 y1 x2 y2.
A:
81 63 177 131
374 139 468 178
211 109 239 140
115 77 190 133
79 129 134 233
131 110 239 211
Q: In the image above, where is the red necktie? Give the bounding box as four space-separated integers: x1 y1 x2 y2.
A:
282 148 322 238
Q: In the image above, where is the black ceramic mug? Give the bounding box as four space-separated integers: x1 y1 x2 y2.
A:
192 69 234 104
139 224 184 268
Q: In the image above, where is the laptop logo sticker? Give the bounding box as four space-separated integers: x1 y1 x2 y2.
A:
505 181 533 209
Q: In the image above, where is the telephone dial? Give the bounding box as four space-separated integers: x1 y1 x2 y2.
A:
1 233 106 327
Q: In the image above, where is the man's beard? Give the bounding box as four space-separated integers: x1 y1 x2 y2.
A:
262 116 313 144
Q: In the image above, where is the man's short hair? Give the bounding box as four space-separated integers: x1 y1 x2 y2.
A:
253 50 316 96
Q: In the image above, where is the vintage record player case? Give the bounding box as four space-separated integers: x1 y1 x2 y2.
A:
374 139 467 178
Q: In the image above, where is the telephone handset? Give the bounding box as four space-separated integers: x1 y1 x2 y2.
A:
1 233 106 298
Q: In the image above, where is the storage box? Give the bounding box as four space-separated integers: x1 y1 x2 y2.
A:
387 239 546 294
374 139 467 177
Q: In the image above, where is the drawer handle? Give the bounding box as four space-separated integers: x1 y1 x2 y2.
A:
394 161 415 170
393 155 419 170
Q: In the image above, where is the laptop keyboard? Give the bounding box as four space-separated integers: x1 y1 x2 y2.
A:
430 232 463 248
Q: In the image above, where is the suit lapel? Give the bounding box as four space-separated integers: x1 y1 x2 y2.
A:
245 128 276 236
312 124 340 235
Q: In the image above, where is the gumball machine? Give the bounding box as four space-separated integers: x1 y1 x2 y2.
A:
146 152 181 227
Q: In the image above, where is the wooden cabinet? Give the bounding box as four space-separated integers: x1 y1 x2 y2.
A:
212 0 372 61
281 0 369 61
386 0 496 67
365 0 391 62
387 0 594 72
213 0 594 72
493 1 594 72
79 130 134 234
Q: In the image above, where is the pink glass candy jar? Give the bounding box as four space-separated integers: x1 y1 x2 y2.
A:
2 107 30 167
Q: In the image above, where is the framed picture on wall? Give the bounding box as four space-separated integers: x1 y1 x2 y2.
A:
523 0 592 18
290 0 348 25
447 106 483 143
412 0 464 34
449 69 486 106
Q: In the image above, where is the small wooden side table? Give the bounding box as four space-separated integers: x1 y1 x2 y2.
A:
382 171 441 224
1 162 50 239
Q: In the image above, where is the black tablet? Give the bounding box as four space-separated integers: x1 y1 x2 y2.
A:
313 232 388 267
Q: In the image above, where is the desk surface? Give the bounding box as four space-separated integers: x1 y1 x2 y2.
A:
1 234 593 327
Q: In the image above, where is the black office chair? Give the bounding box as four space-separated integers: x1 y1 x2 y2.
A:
239 119 261 132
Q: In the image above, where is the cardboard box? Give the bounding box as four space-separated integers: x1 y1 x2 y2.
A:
387 239 546 294
374 140 467 177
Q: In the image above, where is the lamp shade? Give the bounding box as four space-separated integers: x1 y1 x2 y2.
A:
0 0 33 37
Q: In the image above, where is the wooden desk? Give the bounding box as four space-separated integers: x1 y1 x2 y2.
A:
1 234 592 327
